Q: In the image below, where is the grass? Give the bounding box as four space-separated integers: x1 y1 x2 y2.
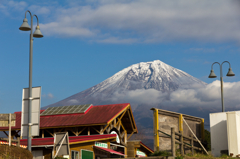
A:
0 144 33 159
149 150 172 156
150 150 236 159
182 153 235 159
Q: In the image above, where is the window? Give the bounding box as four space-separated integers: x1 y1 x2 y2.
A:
72 150 79 159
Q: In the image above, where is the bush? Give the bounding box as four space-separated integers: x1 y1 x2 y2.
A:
175 156 184 159
0 145 33 159
204 129 211 151
149 150 172 156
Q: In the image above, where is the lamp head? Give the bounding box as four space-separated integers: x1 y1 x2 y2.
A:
19 18 31 31
33 25 43 38
209 69 217 78
226 68 235 77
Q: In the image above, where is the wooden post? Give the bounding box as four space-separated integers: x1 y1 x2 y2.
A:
171 128 175 157
191 135 194 155
9 113 11 146
180 131 184 155
17 137 20 147
88 127 90 135
153 109 159 151
42 129 44 138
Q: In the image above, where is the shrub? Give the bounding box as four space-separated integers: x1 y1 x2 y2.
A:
149 150 172 156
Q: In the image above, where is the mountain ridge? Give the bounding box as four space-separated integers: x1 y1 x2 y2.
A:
44 60 206 109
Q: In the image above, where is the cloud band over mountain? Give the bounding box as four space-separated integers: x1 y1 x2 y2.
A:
109 80 240 111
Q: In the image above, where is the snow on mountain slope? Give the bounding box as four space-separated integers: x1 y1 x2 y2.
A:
44 60 206 108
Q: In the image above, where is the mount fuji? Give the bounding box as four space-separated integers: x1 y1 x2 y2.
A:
43 60 208 147
45 60 206 109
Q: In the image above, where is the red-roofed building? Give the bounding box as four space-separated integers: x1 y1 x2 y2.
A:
0 103 153 159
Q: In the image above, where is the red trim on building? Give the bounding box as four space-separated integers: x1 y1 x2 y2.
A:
94 146 125 156
19 134 116 146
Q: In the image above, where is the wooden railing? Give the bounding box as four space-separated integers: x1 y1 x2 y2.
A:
159 128 204 157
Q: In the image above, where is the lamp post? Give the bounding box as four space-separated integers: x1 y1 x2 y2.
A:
208 61 235 112
19 10 43 152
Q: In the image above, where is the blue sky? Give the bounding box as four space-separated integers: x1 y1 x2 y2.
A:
1 0 240 113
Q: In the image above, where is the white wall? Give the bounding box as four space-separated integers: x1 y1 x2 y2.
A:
226 112 240 157
210 112 228 157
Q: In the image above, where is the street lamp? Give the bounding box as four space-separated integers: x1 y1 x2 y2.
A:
19 10 43 152
208 61 235 112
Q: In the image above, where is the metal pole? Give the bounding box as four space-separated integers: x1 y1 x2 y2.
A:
27 14 33 152
210 61 234 112
220 77 224 112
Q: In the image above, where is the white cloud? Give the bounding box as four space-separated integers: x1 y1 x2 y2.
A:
108 80 240 110
40 22 95 37
47 93 54 98
42 93 54 99
37 0 240 43
96 37 138 44
3 0 240 43
67 99 79 104
0 1 27 16
28 5 50 15
7 1 27 11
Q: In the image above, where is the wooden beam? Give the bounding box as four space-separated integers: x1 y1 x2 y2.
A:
46 129 54 137
124 130 127 144
3 131 8 137
91 127 100 134
100 126 103 135
76 127 78 135
127 131 134 140
88 127 90 135
42 129 44 138
66 128 77 136
14 130 20 138
106 127 111 134
114 118 116 127
110 121 114 130
120 121 126 132
101 124 110 134
77 127 87 136
127 110 134 130
117 121 121 131
120 131 125 139
116 109 128 126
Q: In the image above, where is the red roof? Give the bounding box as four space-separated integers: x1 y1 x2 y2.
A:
19 134 116 146
94 146 125 156
0 103 130 130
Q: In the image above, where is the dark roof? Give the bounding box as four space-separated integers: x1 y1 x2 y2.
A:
140 141 154 153
0 103 130 130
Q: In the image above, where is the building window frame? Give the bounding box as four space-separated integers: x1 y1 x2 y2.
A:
71 150 79 159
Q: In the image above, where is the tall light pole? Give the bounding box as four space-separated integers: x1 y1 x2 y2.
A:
19 10 43 152
208 61 235 112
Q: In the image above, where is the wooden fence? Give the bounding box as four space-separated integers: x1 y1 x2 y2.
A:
170 127 203 156
159 128 204 157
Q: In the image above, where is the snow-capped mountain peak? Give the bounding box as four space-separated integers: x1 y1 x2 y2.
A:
45 60 206 108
